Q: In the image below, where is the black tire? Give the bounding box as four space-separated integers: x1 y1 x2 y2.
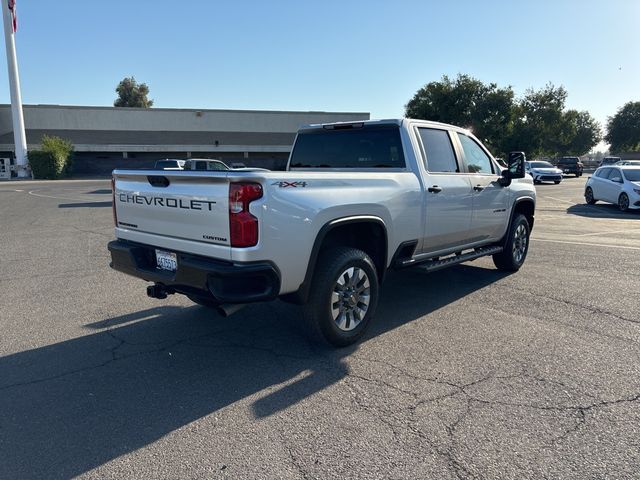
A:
188 294 220 309
618 193 630 212
492 214 531 272
585 187 596 205
303 247 379 347
554 180 561 184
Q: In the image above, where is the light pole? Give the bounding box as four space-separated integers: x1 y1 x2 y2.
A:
2 0 28 178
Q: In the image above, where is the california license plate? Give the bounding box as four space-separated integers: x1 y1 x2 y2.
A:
155 249 177 272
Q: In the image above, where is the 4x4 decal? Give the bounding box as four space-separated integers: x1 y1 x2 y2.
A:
271 181 308 188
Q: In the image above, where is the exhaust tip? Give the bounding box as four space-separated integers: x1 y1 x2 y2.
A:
216 303 247 317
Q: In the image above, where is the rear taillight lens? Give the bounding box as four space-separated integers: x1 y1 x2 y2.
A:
111 176 118 227
229 183 262 247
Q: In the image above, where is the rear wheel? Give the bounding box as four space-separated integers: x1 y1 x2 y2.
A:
303 247 379 347
493 214 530 272
618 193 630 212
585 187 597 205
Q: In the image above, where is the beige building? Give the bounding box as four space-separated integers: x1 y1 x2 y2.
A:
0 105 370 174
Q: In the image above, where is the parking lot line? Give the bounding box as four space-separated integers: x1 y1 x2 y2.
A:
540 195 577 205
575 229 639 237
27 190 95 202
532 238 640 250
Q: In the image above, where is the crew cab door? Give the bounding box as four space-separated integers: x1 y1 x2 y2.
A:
416 127 474 253
454 132 509 242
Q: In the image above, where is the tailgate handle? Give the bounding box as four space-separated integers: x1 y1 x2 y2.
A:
147 176 170 188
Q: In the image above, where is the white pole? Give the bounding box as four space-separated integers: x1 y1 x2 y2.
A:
2 1 28 178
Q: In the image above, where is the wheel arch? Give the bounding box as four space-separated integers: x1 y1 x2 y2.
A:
282 216 388 304
511 197 535 232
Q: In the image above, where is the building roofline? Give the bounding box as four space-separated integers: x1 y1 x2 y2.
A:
0 103 370 116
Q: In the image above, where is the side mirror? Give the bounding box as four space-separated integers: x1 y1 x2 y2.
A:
507 151 526 179
499 151 526 186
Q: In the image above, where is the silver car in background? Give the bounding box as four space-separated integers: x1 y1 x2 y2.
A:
585 166 640 212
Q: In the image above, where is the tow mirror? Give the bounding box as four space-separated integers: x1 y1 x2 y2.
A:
499 151 526 186
508 151 526 179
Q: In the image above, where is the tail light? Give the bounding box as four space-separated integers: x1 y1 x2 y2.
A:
111 176 118 227
229 182 262 247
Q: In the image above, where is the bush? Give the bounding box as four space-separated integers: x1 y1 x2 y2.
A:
29 135 74 179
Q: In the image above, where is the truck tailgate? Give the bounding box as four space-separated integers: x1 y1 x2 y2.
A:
113 170 231 250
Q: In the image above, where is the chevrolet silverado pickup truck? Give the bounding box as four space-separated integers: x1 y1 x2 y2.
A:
108 119 535 346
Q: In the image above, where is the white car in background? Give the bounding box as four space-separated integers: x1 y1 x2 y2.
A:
154 159 186 170
585 166 640 212
525 161 563 184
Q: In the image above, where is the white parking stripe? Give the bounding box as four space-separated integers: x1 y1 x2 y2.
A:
532 238 640 250
540 195 576 205
575 229 639 237
27 190 90 202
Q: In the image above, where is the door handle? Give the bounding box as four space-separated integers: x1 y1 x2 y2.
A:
473 184 485 192
428 185 442 193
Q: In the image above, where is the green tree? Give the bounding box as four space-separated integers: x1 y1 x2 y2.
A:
114 76 153 108
406 76 601 158
605 101 640 152
511 84 567 158
405 74 516 155
560 110 601 156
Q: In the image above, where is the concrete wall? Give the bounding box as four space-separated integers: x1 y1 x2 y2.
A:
0 105 370 134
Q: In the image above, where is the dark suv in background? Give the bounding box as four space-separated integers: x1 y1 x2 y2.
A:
556 157 583 176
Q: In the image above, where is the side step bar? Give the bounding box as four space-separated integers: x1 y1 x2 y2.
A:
398 245 503 272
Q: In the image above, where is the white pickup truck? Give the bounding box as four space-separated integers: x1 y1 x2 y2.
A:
108 119 535 346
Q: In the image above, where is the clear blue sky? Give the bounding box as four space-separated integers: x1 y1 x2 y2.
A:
1 0 638 147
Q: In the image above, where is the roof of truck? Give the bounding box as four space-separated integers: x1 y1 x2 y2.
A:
299 118 471 133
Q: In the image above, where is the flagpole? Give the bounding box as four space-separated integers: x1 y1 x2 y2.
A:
2 0 28 178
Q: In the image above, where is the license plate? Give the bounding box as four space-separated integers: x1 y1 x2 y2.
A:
155 249 177 272
563 169 569 173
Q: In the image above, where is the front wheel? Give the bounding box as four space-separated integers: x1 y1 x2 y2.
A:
303 247 379 347
493 214 531 272
554 180 561 184
585 187 596 204
619 193 630 212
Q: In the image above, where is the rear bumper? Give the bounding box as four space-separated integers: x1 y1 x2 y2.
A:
108 239 280 303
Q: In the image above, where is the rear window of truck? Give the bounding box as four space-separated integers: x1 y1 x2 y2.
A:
289 125 405 169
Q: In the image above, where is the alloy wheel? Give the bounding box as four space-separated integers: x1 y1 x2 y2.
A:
512 223 528 264
331 267 371 332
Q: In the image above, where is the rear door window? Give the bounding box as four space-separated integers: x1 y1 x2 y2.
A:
289 125 405 169
417 128 459 173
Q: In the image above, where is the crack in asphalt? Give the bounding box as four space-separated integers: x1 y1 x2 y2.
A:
485 300 640 348
333 359 640 478
4 314 640 479
504 283 639 327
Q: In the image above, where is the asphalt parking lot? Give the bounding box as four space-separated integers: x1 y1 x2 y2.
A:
1 176 639 479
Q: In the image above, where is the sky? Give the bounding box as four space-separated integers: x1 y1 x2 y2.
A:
1 0 638 150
